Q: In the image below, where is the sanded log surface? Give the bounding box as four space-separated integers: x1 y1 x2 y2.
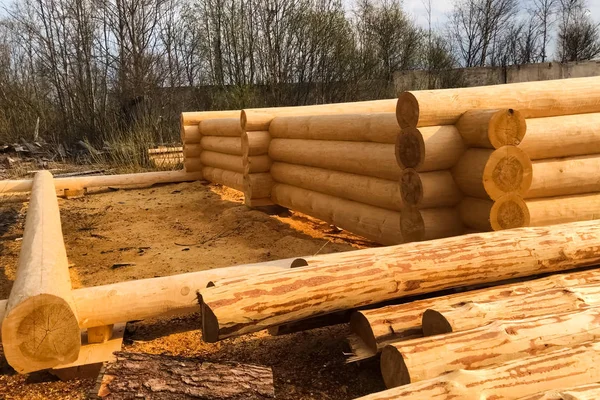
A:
400 207 465 242
242 131 271 156
181 125 201 143
527 155 600 198
455 108 526 148
458 194 530 231
423 284 600 335
203 167 244 192
181 111 240 127
395 126 465 171
396 76 600 128
520 112 600 160
200 151 244 173
400 170 462 208
2 171 80 373
243 173 273 200
382 307 600 388
184 158 202 173
348 268 600 358
183 143 202 158
201 136 243 155
358 342 600 400
199 117 242 137
199 220 600 342
527 192 600 226
269 138 399 180
269 113 399 143
94 352 274 399
518 383 600 400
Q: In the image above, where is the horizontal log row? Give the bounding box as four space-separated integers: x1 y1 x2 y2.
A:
202 167 244 192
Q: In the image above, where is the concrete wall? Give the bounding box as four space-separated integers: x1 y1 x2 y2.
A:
394 60 600 92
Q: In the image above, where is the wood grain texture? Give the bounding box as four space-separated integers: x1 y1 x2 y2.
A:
395 126 465 171
200 136 242 156
199 117 242 137
199 220 600 342
203 167 244 192
517 383 600 400
455 109 526 148
527 155 600 198
527 192 600 226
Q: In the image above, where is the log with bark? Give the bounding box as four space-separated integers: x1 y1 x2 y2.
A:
198 219 600 342
395 126 466 171
395 76 600 128
455 108 527 148
381 307 600 388
269 112 399 143
348 267 600 360
358 341 600 400
93 351 274 399
1 171 80 373
517 383 600 400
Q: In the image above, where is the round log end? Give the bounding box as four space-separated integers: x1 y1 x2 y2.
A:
381 345 411 388
400 206 424 242
396 127 425 170
291 258 308 268
240 110 248 131
490 194 530 230
483 146 533 200
349 312 378 354
399 168 423 206
421 309 453 337
201 300 220 343
1 295 80 373
396 92 419 129
489 109 527 148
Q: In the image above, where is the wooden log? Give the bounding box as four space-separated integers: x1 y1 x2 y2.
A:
243 173 273 200
184 157 202 173
202 167 244 192
423 283 600 336
0 170 204 194
452 146 533 200
517 383 600 400
243 155 272 174
242 99 397 131
349 268 600 359
242 131 271 156
199 219 600 343
458 194 530 231
455 109 526 148
1 171 80 373
526 155 600 199
199 117 242 137
200 136 242 156
200 151 244 173
269 112 399 143
399 206 465 242
269 138 399 180
181 124 201 144
183 143 202 158
94 351 274 399
527 193 600 227
271 162 403 211
271 183 403 245
382 307 600 388
88 325 114 343
395 126 466 171
181 110 240 127
400 169 462 208
147 146 183 155
358 342 600 400
395 76 600 128
519 112 600 160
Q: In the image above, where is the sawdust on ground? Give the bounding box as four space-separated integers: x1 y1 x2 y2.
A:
0 180 386 399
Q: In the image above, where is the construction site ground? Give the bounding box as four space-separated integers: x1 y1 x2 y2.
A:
0 180 386 399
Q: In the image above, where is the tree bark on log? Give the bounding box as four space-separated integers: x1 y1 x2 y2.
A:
348 268 600 360
395 76 600 128
269 112 399 143
270 183 403 245
395 126 465 171
451 147 533 200
517 383 600 400
519 112 600 160
382 307 600 388
93 352 274 399
357 342 600 400
200 136 242 156
2 171 80 373
526 155 600 198
199 219 600 343
269 138 400 180
423 284 600 336
455 109 526 148
199 117 242 137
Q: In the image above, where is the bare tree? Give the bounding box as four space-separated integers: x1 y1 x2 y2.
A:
531 0 557 62
557 0 600 61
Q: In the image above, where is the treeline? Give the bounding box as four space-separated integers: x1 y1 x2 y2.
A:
0 0 597 148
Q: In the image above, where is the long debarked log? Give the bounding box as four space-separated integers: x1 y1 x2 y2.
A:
519 112 600 160
95 351 274 399
526 155 600 199
181 125 201 144
269 138 400 180
400 169 462 208
269 112 399 143
200 136 242 156
2 171 80 373
199 117 242 137
202 167 244 192
527 192 600 227
458 195 530 231
399 207 465 242
396 76 600 128
455 108 526 148
198 219 600 342
349 268 600 358
451 146 533 200
242 99 397 131
395 126 466 171
184 157 202 173
271 183 403 245
423 284 600 336
359 342 600 400
243 173 273 200
183 143 202 158
241 131 270 156
0 170 204 194
382 307 600 388
181 110 240 127
517 383 600 400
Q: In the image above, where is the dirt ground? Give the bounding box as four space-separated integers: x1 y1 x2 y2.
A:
0 180 386 399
